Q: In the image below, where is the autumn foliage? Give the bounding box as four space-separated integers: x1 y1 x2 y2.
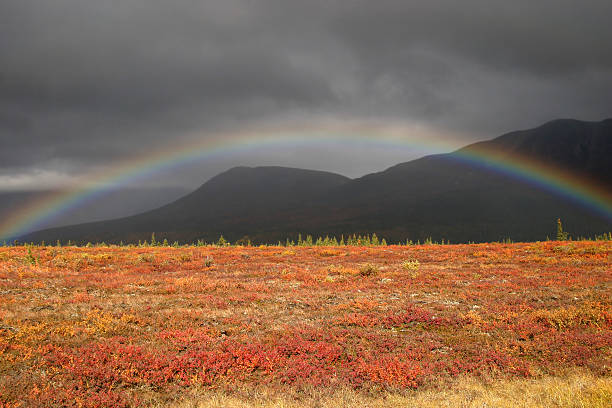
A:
0 241 610 406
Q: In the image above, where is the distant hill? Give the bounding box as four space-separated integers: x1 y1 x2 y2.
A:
19 118 612 244
0 187 191 231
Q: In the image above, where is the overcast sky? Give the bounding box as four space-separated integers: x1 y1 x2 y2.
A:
1 0 611 190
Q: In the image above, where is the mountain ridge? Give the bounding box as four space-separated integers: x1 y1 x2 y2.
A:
17 118 612 244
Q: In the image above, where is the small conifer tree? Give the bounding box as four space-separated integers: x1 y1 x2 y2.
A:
556 218 569 241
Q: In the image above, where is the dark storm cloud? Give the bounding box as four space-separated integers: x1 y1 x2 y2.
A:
1 0 611 187
331 0 612 76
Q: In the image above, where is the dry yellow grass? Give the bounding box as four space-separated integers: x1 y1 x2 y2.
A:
165 372 612 408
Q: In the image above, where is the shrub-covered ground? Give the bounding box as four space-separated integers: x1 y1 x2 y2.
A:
0 241 610 407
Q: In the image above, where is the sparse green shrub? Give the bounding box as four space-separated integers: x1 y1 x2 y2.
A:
402 259 420 278
359 263 378 276
402 259 420 271
179 253 192 263
204 256 214 267
24 247 38 266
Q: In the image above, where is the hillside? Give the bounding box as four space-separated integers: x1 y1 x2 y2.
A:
19 118 612 244
0 187 191 231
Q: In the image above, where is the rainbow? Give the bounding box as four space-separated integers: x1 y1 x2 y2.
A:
0 121 610 242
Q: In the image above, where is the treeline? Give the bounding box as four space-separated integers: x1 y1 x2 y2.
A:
4 232 458 248
3 229 611 248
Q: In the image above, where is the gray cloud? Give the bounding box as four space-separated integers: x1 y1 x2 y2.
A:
1 0 611 188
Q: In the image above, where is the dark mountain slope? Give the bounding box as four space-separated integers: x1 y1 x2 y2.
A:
19 167 351 243
154 166 350 219
310 118 612 241
460 118 612 182
0 187 190 231
19 118 612 244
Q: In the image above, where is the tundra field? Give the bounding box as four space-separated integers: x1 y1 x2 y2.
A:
0 241 611 407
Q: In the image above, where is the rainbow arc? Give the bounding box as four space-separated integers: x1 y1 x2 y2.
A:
1 125 610 241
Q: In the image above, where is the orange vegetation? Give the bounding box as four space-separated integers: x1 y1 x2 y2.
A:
0 241 610 407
